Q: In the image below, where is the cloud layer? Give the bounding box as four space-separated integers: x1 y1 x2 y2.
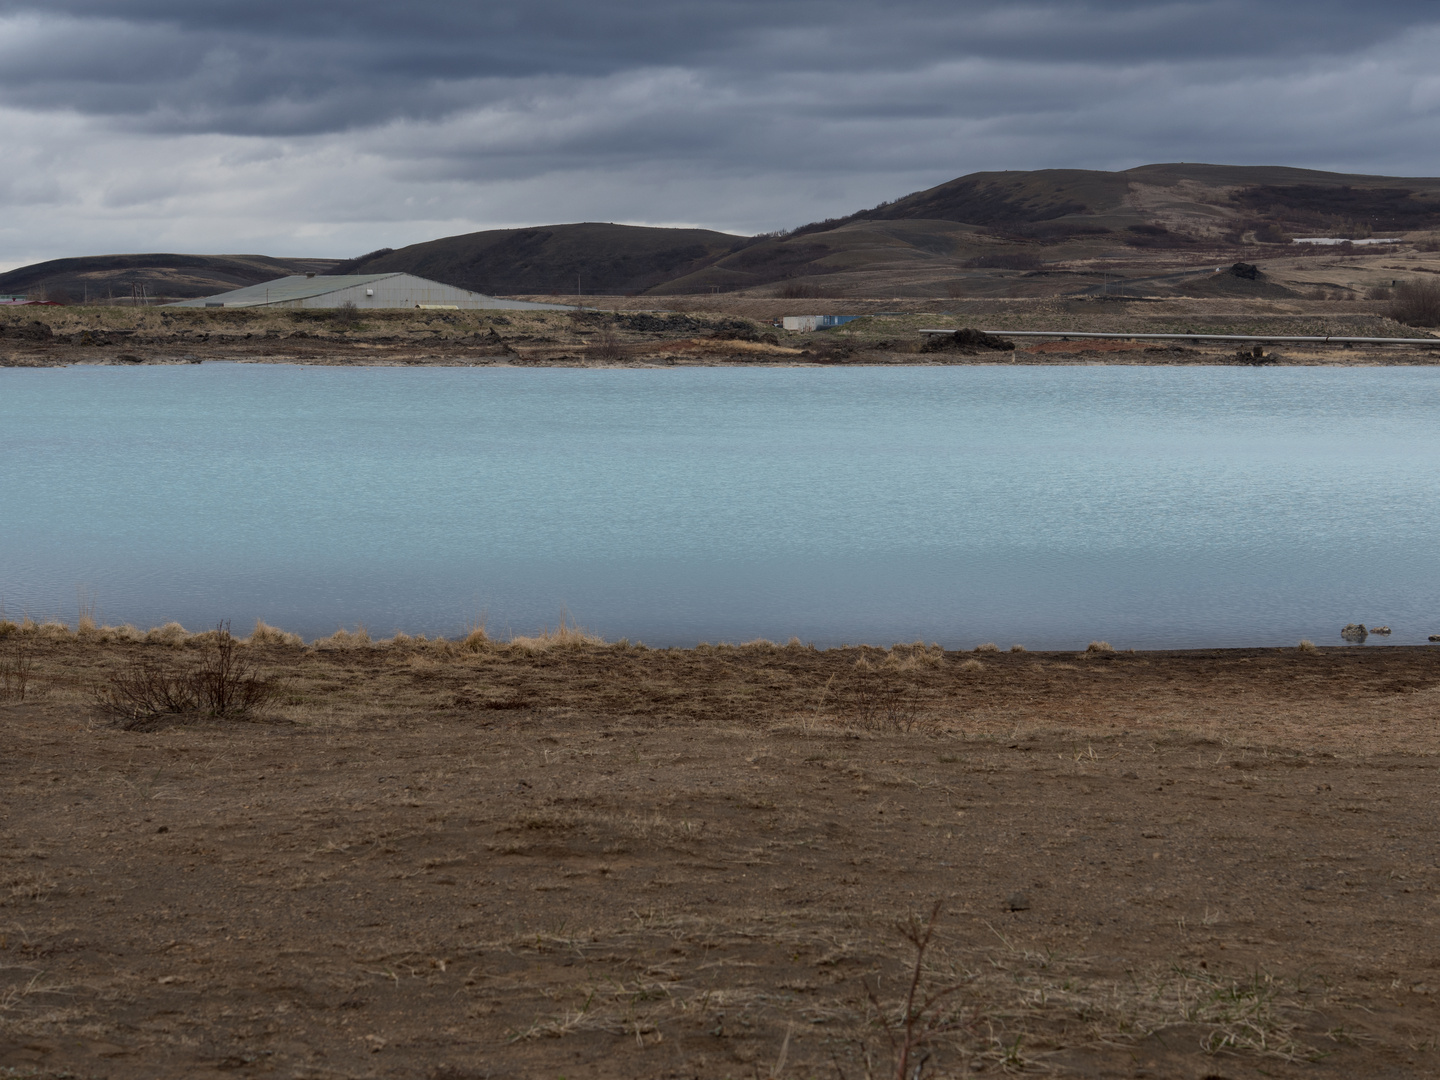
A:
2 1 1439 268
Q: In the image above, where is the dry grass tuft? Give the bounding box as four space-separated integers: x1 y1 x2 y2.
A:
1009 644 1027 653
313 626 372 650
974 642 1000 653
248 619 303 647
0 619 20 639
145 621 190 647
958 658 985 672
505 616 605 653
460 626 491 653
1297 639 1318 653
1086 640 1115 654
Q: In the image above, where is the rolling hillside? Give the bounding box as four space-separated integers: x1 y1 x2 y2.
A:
329 223 747 296
8 164 1440 303
0 254 341 303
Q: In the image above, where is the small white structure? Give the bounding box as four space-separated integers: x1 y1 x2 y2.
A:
781 315 860 331
169 272 570 311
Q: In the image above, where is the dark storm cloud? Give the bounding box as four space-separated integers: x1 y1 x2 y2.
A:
1 1 1437 134
4 1 1440 268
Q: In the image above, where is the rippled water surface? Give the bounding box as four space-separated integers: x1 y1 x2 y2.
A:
3 363 1439 648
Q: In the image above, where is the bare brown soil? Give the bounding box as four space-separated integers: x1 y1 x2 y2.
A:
4 635 1440 1078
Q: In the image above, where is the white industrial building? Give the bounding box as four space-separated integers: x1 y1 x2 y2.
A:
169 272 570 311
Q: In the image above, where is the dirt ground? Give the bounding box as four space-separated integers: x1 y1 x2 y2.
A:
3 632 1440 1079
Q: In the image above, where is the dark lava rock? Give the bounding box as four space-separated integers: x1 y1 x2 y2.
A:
921 327 1016 353
1229 261 1261 280
0 320 55 342
1340 623 1368 642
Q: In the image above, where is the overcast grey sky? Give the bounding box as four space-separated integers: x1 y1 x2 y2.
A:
2 0 1439 269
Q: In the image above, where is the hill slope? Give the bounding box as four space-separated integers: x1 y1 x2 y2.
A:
8 164 1440 303
0 254 341 303
330 223 747 296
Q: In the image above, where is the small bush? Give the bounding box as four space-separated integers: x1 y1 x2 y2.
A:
94 622 280 729
1086 640 1114 653
1387 279 1440 327
586 326 626 361
332 301 361 329
1298 639 1318 653
0 644 34 703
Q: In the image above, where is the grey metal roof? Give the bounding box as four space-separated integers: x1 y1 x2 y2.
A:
170 274 403 308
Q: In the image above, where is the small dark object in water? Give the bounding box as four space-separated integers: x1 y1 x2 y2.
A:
1340 623 1368 642
1430 634 1440 642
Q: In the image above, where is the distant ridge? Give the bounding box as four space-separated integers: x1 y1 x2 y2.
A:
331 222 748 296
0 253 340 303
7 164 1440 301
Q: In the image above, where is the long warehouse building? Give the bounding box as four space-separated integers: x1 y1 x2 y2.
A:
169 272 570 311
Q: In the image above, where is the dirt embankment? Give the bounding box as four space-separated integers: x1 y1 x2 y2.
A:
3 632 1440 1078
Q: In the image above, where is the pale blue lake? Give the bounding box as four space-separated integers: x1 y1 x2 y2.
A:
3 363 1438 649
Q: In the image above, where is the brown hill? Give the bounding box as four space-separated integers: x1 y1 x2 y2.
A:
329 222 747 296
0 253 341 304
9 164 1440 304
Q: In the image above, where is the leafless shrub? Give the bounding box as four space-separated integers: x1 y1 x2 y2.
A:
0 644 34 703
331 300 361 329
94 622 281 729
586 325 626 361
1388 279 1440 327
864 901 964 1080
847 667 922 732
